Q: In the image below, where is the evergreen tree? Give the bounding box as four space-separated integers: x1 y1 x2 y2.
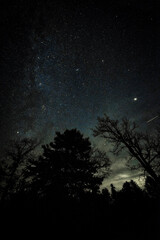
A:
26 129 110 200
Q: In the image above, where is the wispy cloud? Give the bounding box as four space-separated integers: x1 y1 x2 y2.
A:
101 156 144 191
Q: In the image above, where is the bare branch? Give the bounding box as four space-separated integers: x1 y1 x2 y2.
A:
93 114 160 183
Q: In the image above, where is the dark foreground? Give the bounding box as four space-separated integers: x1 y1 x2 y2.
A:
1 191 160 239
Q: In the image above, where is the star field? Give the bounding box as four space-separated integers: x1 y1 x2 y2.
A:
1 0 160 187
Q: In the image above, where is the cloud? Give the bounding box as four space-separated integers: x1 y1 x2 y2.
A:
93 137 145 191
101 156 145 191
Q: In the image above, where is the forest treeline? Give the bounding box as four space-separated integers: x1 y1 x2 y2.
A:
0 115 160 238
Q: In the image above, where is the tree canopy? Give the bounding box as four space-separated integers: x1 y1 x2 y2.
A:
26 129 110 200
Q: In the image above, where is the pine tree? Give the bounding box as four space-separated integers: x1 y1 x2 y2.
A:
26 129 109 200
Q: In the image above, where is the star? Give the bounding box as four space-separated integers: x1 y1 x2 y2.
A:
41 105 46 111
133 97 138 101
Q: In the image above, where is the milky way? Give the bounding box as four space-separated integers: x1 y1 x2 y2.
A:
1 0 160 187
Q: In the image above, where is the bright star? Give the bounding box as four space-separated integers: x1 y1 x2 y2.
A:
133 97 137 101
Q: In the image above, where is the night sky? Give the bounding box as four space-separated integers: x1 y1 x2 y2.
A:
1 0 160 188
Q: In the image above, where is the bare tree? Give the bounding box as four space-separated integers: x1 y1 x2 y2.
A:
93 114 160 184
0 138 40 202
90 148 111 178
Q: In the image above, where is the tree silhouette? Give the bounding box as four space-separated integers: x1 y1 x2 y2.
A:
0 138 39 202
144 176 160 198
110 184 117 200
26 129 110 200
1 128 159 238
101 187 111 205
93 114 160 185
120 180 143 202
